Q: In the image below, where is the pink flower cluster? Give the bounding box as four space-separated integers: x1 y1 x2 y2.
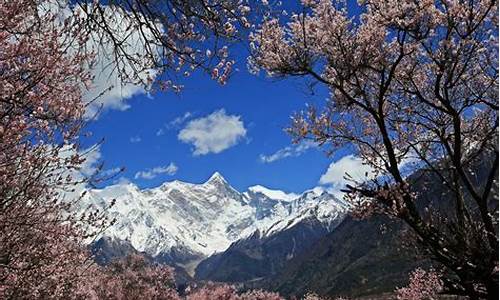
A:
249 0 498 297
0 1 318 298
0 0 107 298
79 0 252 91
187 284 283 300
396 268 443 300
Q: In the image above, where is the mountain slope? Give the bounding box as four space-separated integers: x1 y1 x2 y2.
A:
264 216 423 298
194 191 349 283
195 216 340 283
83 172 348 269
262 155 498 298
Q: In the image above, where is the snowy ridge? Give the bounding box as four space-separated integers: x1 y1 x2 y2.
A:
257 190 349 238
82 172 349 261
247 185 299 201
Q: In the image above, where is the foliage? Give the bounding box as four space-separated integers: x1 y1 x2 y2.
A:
250 0 498 298
0 0 259 298
0 0 110 297
84 254 180 300
72 0 255 90
187 283 283 300
396 268 443 300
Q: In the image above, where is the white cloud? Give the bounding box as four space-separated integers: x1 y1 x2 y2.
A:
64 145 120 181
157 112 193 136
78 146 103 177
100 167 123 177
319 155 375 191
259 141 316 163
169 112 193 128
59 144 127 183
76 147 126 184
129 136 142 143
134 163 178 180
114 176 132 185
38 2 158 117
82 5 162 117
319 152 421 198
178 109 247 155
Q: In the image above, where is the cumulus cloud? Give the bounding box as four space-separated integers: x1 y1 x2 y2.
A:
319 152 421 198
38 1 161 118
42 2 161 117
259 141 316 163
82 5 161 117
134 163 178 180
178 109 247 155
319 155 375 190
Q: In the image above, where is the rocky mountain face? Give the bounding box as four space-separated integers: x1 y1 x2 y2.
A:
195 216 341 283
83 172 349 275
256 156 498 298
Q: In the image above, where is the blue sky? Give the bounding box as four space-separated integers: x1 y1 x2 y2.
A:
83 68 350 193
79 2 368 194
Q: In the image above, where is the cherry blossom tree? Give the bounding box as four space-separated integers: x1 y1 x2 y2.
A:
396 268 443 300
0 0 115 298
187 283 283 300
85 254 180 300
82 259 287 300
249 0 498 298
0 0 288 298
70 0 255 91
302 292 347 300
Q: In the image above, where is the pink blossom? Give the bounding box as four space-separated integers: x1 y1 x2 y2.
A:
396 268 443 300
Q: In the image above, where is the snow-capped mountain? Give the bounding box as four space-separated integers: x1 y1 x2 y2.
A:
83 172 349 266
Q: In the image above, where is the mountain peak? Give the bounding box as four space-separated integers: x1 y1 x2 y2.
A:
83 174 347 260
205 171 227 184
